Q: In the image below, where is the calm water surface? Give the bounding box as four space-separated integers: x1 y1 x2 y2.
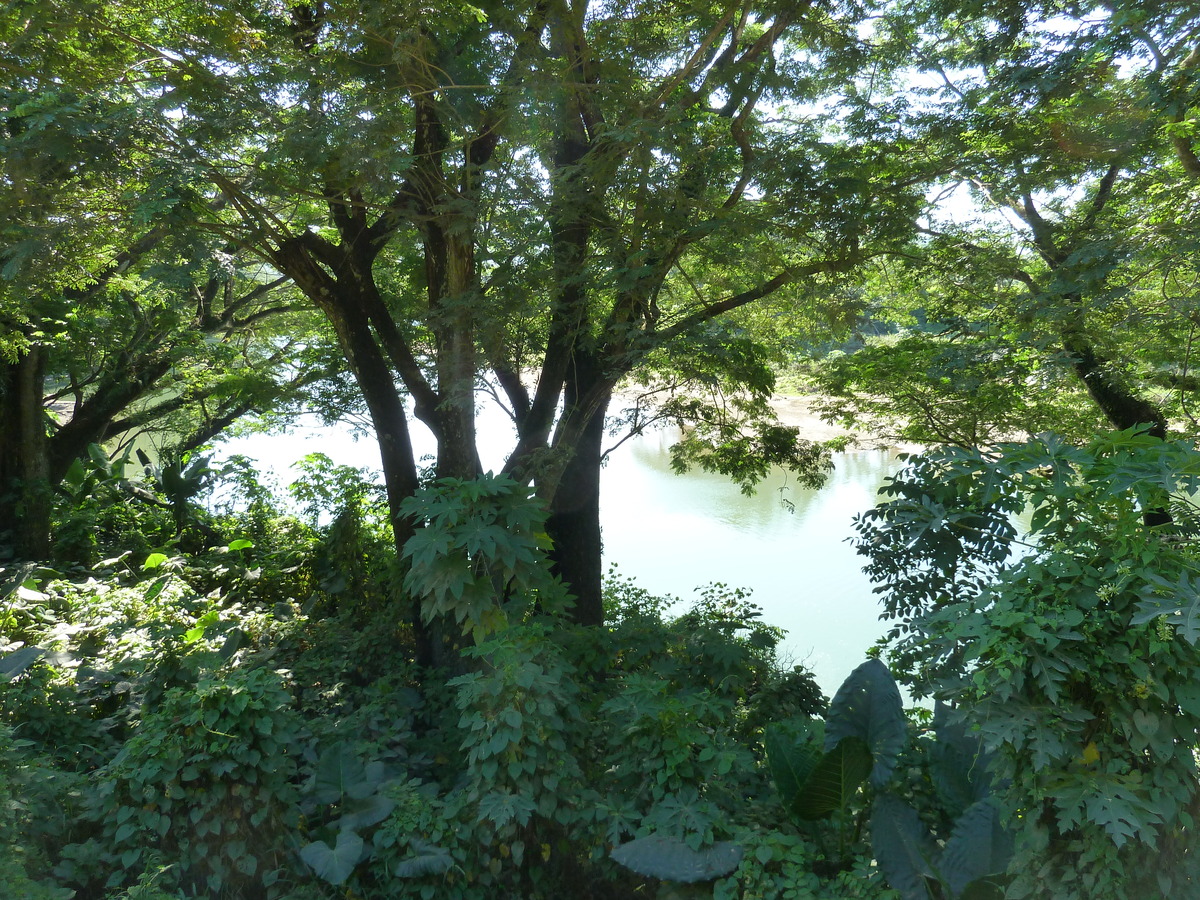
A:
215 413 903 695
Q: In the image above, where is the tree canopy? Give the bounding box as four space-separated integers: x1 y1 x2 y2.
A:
807 0 1200 446
1 0 932 638
6 2 1200 898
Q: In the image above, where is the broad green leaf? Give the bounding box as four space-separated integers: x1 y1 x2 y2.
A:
314 743 369 804
870 793 939 900
143 553 169 571
391 838 454 878
765 720 825 813
300 830 363 885
825 658 907 787
610 836 743 883
793 736 873 821
930 704 995 816
0 645 44 678
939 798 1014 897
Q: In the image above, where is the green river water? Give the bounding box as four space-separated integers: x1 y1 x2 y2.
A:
215 414 905 695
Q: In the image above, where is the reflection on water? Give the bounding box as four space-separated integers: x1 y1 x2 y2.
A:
602 428 902 694
215 415 905 696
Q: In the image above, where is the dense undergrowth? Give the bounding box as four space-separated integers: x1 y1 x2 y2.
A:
4 432 1200 898
0 451 895 899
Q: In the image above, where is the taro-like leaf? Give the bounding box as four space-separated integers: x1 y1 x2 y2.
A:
1 645 44 678
610 835 743 883
336 790 396 831
314 743 369 804
765 720 825 813
0 562 37 603
392 838 454 878
792 735 873 821
870 793 939 900
300 830 363 885
826 658 907 788
940 798 1014 898
930 702 994 816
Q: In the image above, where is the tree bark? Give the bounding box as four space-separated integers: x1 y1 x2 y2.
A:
1061 330 1168 439
545 349 610 627
1061 329 1171 526
48 355 173 484
0 346 51 560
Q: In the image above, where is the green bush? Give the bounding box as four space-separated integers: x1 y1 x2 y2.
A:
0 723 75 900
855 430 1200 899
5 465 931 900
75 665 303 898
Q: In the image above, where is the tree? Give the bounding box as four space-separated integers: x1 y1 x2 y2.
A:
808 0 1200 447
39 0 918 652
854 431 1200 898
0 10 341 558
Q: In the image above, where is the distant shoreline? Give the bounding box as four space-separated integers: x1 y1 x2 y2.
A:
610 387 921 453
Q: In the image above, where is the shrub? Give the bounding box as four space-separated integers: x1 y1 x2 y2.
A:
854 430 1200 898
71 665 303 898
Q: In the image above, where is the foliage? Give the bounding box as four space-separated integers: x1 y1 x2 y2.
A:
298 741 398 886
286 453 394 614
5 0 931 639
854 430 1200 898
869 702 1014 900
610 834 743 884
400 474 572 640
0 723 75 899
9 463 858 900
76 665 302 897
54 444 178 566
811 330 1099 448
760 658 1013 898
0 502 327 897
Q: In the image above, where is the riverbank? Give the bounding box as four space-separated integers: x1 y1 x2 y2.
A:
610 386 921 453
768 392 907 449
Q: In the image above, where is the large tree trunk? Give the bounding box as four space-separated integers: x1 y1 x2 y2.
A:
429 231 481 481
546 350 610 627
1062 326 1170 526
0 346 50 560
546 405 607 627
1062 331 1168 439
274 240 453 662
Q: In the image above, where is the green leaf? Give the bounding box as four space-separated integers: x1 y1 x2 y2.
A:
0 645 44 678
314 743 371 804
300 830 363 885
765 720 825 813
143 552 169 571
870 793 939 900
825 658 907 788
391 838 454 878
793 735 873 821
929 704 995 816
143 576 170 602
610 836 743 883
337 792 396 831
939 798 1014 897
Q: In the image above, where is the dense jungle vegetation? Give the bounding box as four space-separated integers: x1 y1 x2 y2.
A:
3 0 1200 896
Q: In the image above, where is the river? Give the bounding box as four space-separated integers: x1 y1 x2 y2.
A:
213 412 905 696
